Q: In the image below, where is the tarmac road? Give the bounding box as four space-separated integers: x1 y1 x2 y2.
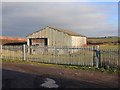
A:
2 62 119 88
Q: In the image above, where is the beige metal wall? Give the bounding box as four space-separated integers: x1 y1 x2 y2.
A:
71 36 87 47
27 27 72 47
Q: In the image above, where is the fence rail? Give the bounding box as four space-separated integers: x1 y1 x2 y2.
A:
1 45 119 68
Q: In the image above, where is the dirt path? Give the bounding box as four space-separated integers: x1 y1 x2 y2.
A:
2 62 119 88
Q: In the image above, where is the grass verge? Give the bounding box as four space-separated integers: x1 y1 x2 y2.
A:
2 59 120 74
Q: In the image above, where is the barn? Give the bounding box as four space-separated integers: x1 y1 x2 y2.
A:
26 26 86 47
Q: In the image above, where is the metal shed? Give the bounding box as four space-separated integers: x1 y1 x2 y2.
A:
26 26 87 47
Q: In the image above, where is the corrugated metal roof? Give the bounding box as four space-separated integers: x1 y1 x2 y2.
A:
27 26 86 37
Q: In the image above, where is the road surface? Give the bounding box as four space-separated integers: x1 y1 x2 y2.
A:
2 62 119 88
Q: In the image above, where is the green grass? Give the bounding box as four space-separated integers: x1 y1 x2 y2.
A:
87 37 119 50
87 37 118 44
99 44 119 50
2 59 120 74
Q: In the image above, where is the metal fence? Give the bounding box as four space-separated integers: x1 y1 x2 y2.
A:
100 49 119 68
1 45 119 68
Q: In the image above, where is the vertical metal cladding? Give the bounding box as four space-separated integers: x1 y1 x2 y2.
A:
27 26 86 47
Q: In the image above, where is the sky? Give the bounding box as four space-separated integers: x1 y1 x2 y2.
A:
1 1 118 37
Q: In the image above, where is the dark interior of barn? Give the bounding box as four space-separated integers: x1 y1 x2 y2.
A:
29 38 48 46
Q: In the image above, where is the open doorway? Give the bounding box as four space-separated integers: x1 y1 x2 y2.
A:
30 38 48 46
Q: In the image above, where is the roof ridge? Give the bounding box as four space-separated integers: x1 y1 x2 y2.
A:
27 26 86 37
46 26 85 37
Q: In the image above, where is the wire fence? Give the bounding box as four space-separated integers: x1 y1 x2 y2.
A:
1 45 119 68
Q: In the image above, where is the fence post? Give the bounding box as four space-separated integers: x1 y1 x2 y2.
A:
23 44 26 61
54 47 57 64
0 45 2 59
95 45 100 68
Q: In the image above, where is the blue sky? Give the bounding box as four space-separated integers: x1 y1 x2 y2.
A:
1 2 118 37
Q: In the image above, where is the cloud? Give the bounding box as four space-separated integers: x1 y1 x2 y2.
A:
2 2 118 37
1 0 119 2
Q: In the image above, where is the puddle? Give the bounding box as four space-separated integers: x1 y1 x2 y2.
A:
40 78 59 88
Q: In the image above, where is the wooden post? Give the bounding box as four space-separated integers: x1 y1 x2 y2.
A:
23 44 26 61
91 46 94 66
99 49 101 68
